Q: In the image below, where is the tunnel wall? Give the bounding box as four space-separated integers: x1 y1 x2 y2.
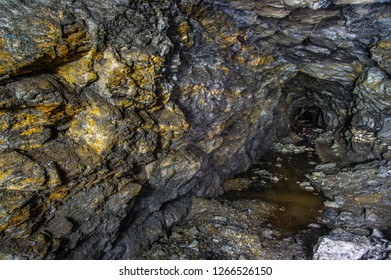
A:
0 0 390 259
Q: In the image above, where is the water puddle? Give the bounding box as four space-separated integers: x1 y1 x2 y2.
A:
222 146 325 233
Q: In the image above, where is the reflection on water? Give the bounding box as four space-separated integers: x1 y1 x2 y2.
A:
223 148 325 232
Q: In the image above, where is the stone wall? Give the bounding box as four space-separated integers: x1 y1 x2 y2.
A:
0 0 390 259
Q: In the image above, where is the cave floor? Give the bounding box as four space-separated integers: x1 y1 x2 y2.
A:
140 140 391 260
139 142 329 259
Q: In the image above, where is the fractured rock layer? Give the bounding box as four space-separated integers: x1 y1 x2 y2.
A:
0 0 390 259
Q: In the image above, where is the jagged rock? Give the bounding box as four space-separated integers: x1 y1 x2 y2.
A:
313 229 371 260
315 163 337 174
223 178 252 192
310 160 391 229
323 201 340 208
313 228 390 260
0 0 391 260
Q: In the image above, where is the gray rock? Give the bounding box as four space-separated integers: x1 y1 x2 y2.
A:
1 0 391 260
308 223 322 229
315 163 337 172
313 229 371 260
299 181 311 188
371 228 384 239
187 240 199 249
324 201 340 208
262 228 275 239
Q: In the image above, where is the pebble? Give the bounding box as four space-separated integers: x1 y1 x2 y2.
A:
315 163 337 171
364 209 379 223
371 228 384 238
323 207 339 218
308 223 322 229
312 171 326 178
324 201 340 208
213 216 227 222
275 163 282 168
271 176 279 183
299 181 311 188
378 166 391 178
261 228 274 239
187 240 199 248
242 208 252 214
254 169 272 176
188 227 199 238
305 186 315 191
367 180 379 186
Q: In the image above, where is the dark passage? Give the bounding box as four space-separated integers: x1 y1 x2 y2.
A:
291 106 325 137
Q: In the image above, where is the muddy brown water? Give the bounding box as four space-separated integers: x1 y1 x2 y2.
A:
223 148 325 233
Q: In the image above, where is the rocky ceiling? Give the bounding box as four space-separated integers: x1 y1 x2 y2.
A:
0 0 390 259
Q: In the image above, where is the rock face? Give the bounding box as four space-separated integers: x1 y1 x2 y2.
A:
313 228 390 260
310 160 391 259
0 0 390 259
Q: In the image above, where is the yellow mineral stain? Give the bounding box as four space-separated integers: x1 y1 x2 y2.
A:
11 104 61 129
95 48 165 111
7 208 30 228
0 122 9 130
6 177 45 191
0 51 11 60
249 55 274 66
352 61 363 74
56 50 98 87
19 142 45 150
49 188 68 201
377 41 391 49
1 16 89 80
354 193 382 204
216 65 229 75
20 126 43 136
0 168 12 183
0 224 7 233
68 105 112 155
177 21 193 46
12 114 37 129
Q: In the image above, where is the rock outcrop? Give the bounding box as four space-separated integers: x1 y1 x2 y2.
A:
313 228 390 260
0 0 390 259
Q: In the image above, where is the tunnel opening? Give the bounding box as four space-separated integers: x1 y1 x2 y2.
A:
291 106 326 138
273 72 347 145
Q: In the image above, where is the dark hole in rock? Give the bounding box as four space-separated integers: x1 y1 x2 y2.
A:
291 106 325 138
302 37 310 46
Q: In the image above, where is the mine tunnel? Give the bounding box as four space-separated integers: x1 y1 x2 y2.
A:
291 106 325 136
0 0 390 262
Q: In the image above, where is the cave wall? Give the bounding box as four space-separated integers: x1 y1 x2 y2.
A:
0 0 390 259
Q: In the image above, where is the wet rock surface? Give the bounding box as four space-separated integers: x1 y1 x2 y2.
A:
140 145 327 260
309 160 391 259
311 160 391 230
313 228 391 260
139 196 326 260
0 0 390 259
141 143 391 260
